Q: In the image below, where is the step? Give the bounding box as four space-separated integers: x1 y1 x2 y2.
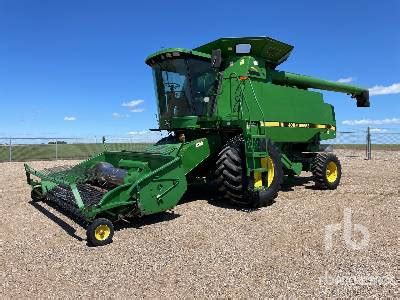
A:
251 167 267 172
246 152 267 158
250 134 267 139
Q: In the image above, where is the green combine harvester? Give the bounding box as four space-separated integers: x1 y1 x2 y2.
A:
25 37 369 246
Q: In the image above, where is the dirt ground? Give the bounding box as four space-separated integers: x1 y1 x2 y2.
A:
0 150 398 298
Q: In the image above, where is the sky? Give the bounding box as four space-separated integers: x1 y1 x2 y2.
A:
1 0 399 140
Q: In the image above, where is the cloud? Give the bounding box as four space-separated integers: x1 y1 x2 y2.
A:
369 83 400 96
64 116 76 121
342 118 400 125
122 99 144 108
112 112 129 119
122 99 145 112
337 77 355 83
127 130 148 135
370 128 388 133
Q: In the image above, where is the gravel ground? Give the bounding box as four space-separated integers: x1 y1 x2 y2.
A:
0 150 398 298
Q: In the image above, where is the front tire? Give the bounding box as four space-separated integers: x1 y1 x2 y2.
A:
86 218 114 246
215 135 283 208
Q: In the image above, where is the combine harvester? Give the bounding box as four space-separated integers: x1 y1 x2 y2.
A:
25 37 369 246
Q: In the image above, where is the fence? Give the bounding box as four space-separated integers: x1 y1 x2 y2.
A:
0 137 155 162
326 127 400 159
0 128 399 162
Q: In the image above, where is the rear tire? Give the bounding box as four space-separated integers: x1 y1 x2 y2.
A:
86 218 114 246
311 153 341 189
215 135 283 208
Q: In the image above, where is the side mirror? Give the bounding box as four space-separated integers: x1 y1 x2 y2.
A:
211 49 222 69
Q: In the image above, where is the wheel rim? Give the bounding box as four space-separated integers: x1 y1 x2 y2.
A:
266 157 274 187
254 156 275 188
326 161 338 183
94 224 111 241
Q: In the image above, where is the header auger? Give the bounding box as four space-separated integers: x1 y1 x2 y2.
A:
25 36 369 246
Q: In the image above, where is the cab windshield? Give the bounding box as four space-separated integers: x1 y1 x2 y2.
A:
152 57 217 118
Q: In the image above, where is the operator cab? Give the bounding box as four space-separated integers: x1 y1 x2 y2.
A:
146 50 218 120
145 37 295 125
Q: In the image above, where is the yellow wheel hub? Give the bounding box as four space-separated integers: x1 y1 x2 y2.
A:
266 157 274 187
254 156 275 188
94 224 111 241
326 161 338 183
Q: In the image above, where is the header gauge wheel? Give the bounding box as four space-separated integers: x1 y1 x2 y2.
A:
31 187 45 202
86 218 114 246
311 153 342 189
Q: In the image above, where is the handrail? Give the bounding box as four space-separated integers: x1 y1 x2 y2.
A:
228 72 251 120
248 78 265 122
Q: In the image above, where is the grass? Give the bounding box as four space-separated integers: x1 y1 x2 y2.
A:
0 143 151 162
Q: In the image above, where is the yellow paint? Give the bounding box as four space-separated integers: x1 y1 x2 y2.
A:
254 171 262 188
266 157 274 187
254 156 275 188
262 121 280 127
261 121 336 131
94 224 111 241
315 124 327 129
326 161 338 183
